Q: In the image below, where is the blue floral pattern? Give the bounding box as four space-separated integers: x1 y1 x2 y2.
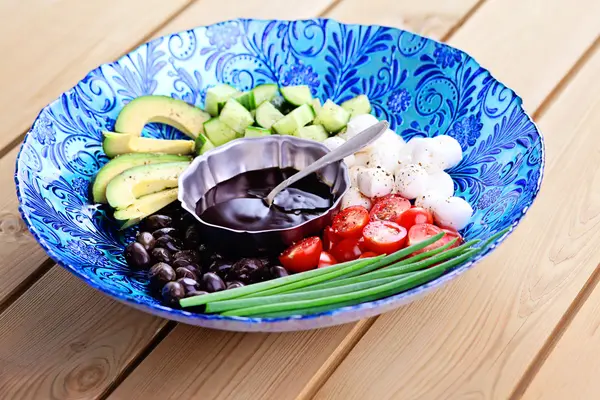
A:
15 19 544 331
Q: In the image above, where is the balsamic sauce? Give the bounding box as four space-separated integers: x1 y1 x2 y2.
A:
196 167 333 231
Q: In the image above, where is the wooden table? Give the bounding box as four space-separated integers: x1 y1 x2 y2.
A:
1 1 599 398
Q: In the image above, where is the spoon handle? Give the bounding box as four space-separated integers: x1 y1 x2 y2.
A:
266 120 389 206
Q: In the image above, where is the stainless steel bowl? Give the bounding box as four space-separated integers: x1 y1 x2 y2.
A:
178 136 350 255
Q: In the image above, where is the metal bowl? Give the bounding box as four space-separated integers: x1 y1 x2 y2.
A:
178 136 350 255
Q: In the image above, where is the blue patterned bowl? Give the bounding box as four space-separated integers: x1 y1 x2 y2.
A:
16 19 544 332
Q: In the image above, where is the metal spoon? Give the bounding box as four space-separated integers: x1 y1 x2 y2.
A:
265 120 389 207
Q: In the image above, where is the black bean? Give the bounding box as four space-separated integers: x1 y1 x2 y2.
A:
161 281 185 306
184 290 208 298
209 260 233 279
196 244 214 266
226 281 245 289
227 258 264 283
151 247 172 264
202 272 226 293
173 250 200 263
155 235 183 253
145 215 173 231
270 265 289 279
148 262 176 291
176 277 200 294
175 267 197 280
152 227 178 239
125 242 151 269
136 232 156 251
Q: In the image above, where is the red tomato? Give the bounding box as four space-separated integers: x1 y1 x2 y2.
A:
279 236 323 273
330 237 363 262
357 237 369 252
318 251 337 268
332 206 370 238
396 207 434 231
407 223 446 254
439 228 463 248
362 221 408 254
369 196 411 223
359 251 379 259
323 226 341 251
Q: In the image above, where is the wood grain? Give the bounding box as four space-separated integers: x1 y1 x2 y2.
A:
0 267 164 400
0 147 49 305
312 1 600 398
516 45 600 400
327 0 480 39
0 0 192 152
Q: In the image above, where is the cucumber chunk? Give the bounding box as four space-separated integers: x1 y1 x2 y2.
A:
294 125 328 142
280 85 313 106
311 98 322 115
270 96 295 114
255 101 284 129
341 95 372 117
220 98 254 134
245 127 272 138
203 117 237 146
252 84 279 105
205 84 239 116
232 91 257 110
315 99 350 133
194 133 216 155
272 104 316 135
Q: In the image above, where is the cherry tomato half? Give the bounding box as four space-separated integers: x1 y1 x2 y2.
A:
408 223 446 254
323 226 341 251
359 251 379 259
396 207 434 231
362 221 408 254
369 196 411 223
330 237 363 262
279 236 323 273
357 237 369 252
332 206 370 238
439 228 463 248
318 251 337 268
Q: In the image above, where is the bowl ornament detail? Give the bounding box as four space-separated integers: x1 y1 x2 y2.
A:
16 18 544 331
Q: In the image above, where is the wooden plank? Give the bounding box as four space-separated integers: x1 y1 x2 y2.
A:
0 147 48 305
107 2 483 399
0 0 191 152
516 45 600 400
312 1 600 398
327 0 479 39
0 267 164 400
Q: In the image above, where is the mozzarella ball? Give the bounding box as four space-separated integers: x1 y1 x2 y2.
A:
343 154 356 168
364 146 399 173
323 136 345 151
393 145 414 173
405 137 428 153
357 168 395 198
412 138 448 173
353 152 370 167
363 128 405 154
432 196 473 230
426 171 455 198
349 166 368 186
394 163 429 199
432 135 463 169
344 114 379 140
415 192 445 212
341 187 373 210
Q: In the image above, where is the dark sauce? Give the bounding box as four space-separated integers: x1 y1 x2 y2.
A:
196 167 333 231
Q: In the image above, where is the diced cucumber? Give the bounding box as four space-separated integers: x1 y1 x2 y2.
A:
255 101 284 129
194 133 216 155
341 95 372 117
245 127 272 138
280 85 313 106
270 96 295 114
220 98 254 134
205 84 239 116
294 125 328 142
252 84 279 105
250 109 256 119
315 99 350 133
233 91 256 110
272 104 316 135
203 117 237 146
311 98 322 115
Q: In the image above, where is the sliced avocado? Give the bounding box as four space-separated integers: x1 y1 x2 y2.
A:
114 95 210 139
102 132 194 158
114 188 179 230
92 153 190 203
106 161 190 209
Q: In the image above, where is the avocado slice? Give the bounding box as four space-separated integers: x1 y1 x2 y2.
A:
102 132 194 158
114 188 179 230
93 153 190 203
105 161 190 209
115 95 211 139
